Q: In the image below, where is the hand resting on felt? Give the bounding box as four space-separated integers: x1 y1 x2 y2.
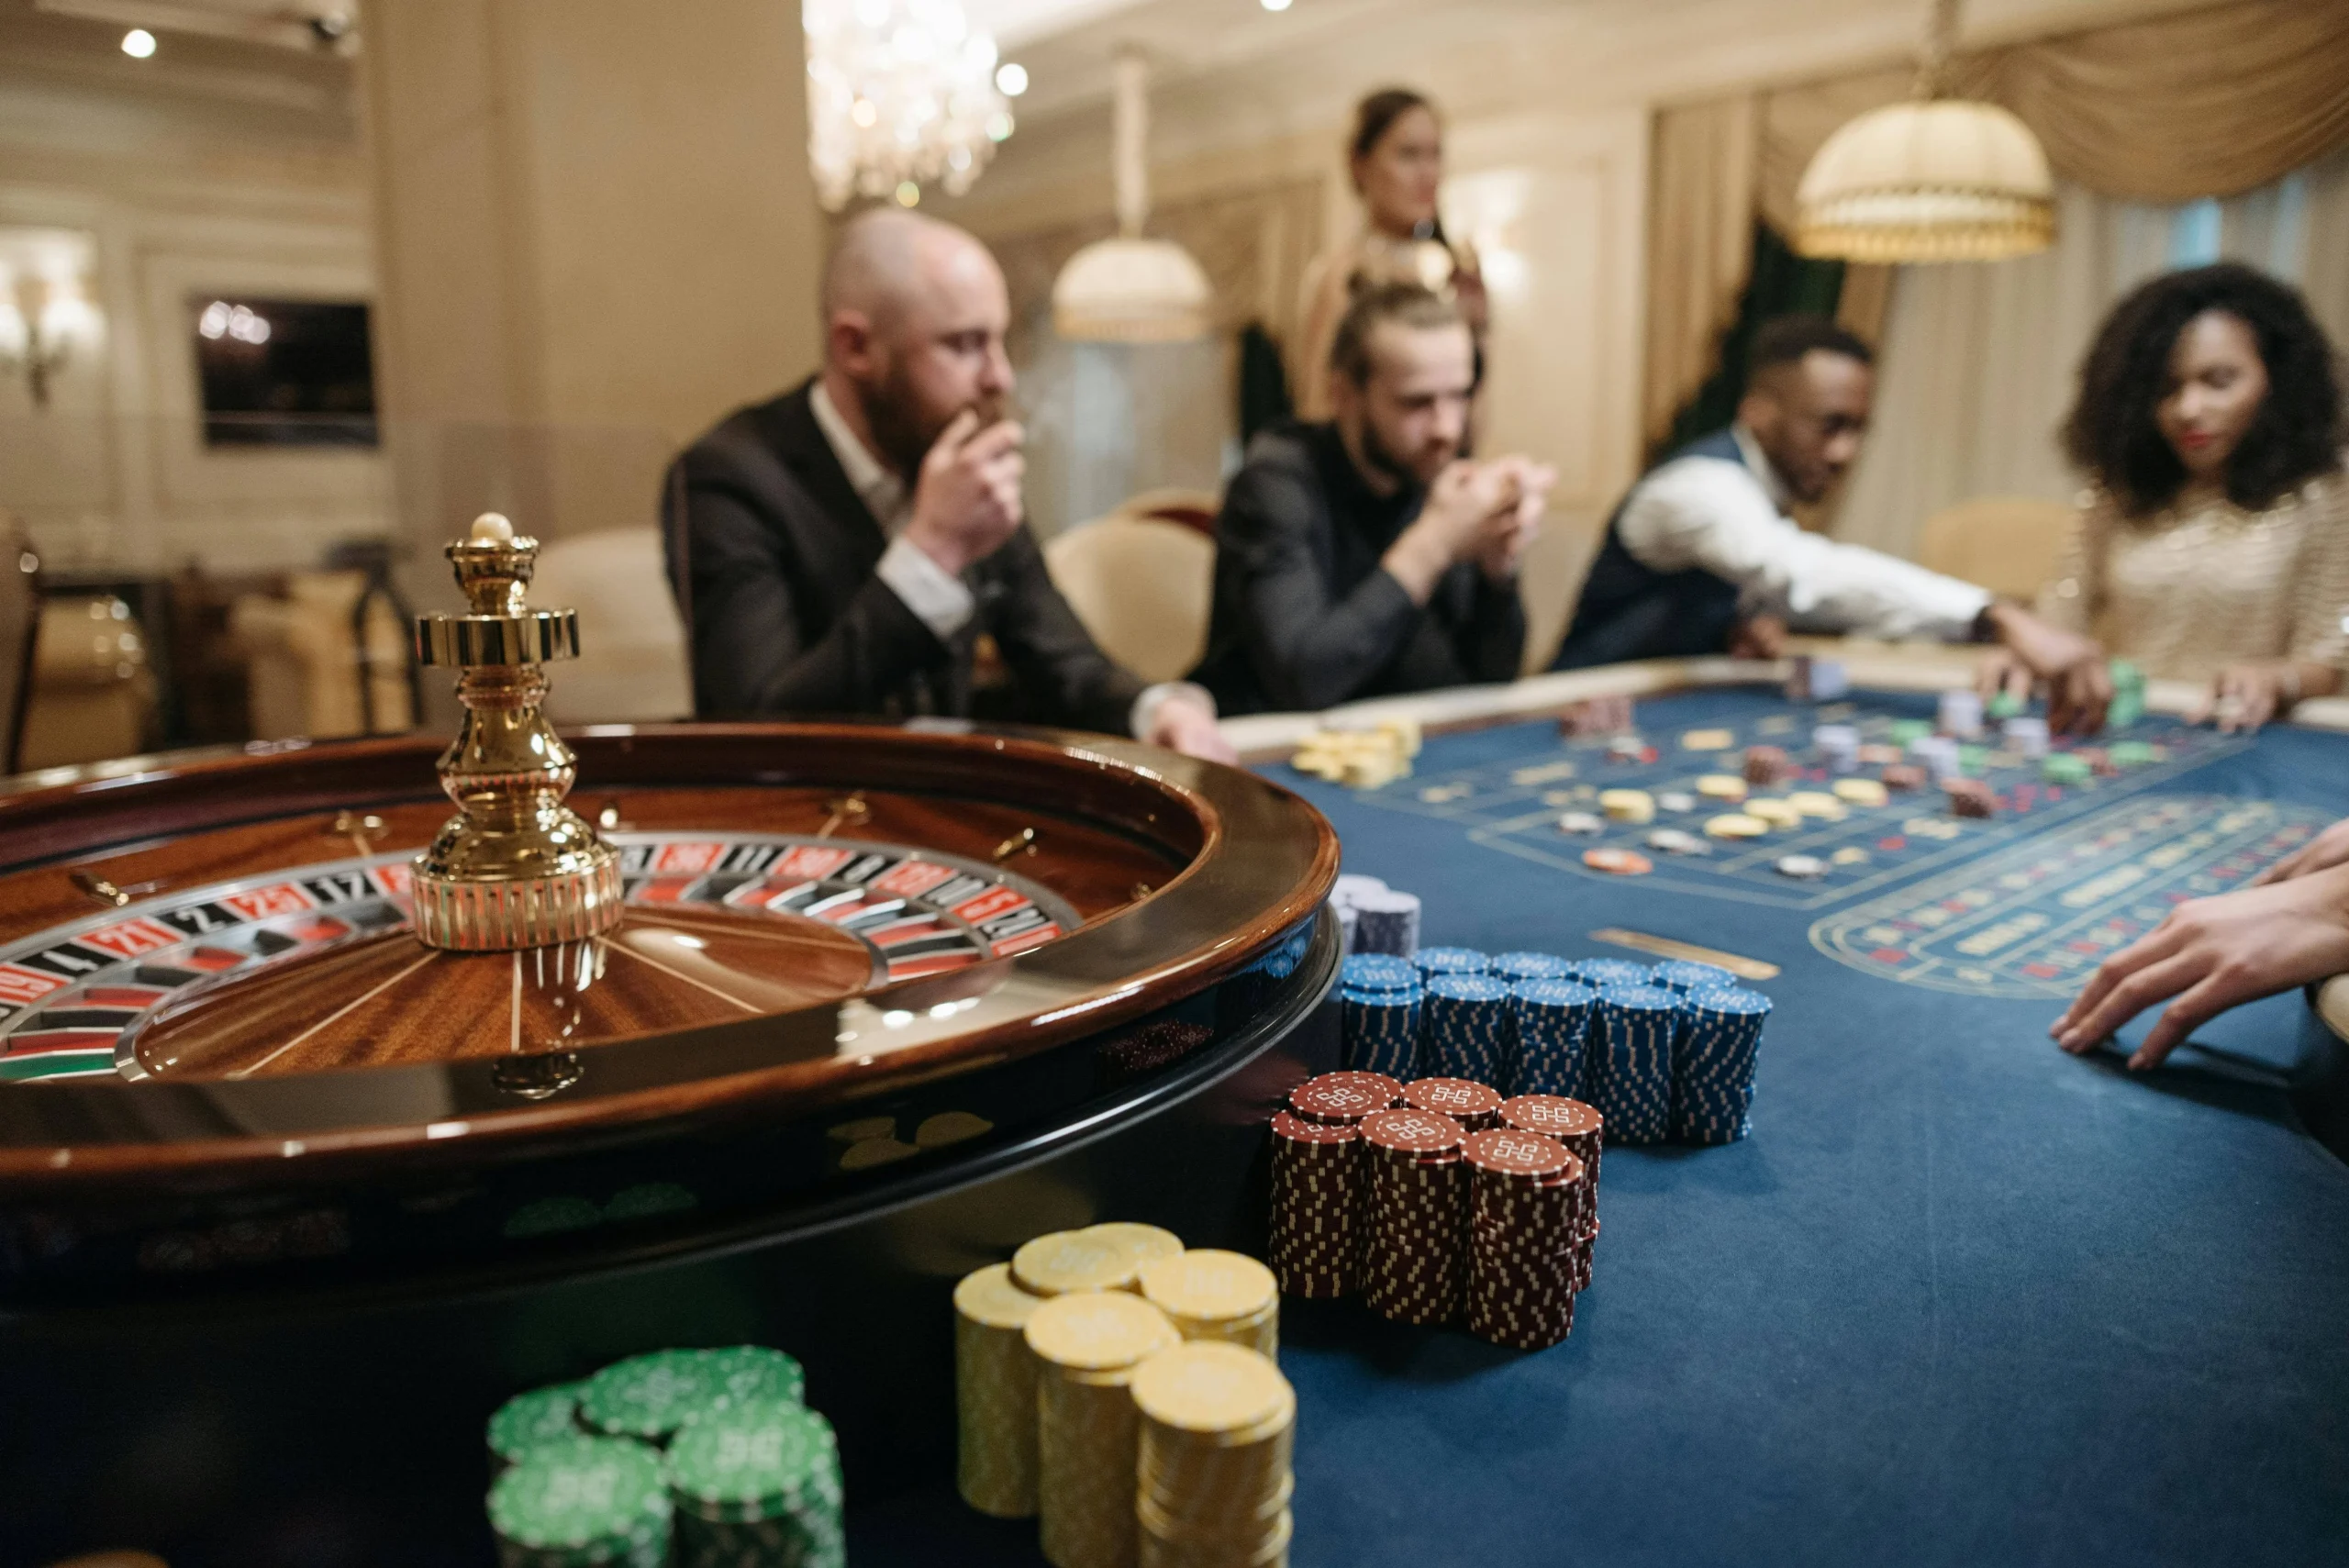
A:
2053 859 2349 1069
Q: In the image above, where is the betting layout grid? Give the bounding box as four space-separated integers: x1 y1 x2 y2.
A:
0 834 1078 1082
1328 690 2272 912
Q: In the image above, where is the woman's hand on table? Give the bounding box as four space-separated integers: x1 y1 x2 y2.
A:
2255 815 2349 886
2195 660 2333 734
2051 862 2349 1069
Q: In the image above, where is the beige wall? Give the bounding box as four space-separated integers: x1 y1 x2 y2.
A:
363 0 825 606
0 6 378 574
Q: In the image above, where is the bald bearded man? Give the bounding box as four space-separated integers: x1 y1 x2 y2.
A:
663 210 1230 759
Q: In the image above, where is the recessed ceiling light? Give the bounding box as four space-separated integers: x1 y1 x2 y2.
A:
1261 0 1293 11
996 61 1028 96
120 28 157 58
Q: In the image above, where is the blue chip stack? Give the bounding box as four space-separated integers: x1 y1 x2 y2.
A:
1420 973 1513 1083
1339 953 1422 1079
1492 951 1575 984
1592 984 1679 1143
1508 979 1597 1097
1413 947 1492 982
1672 984 1772 1143
1568 958 1650 992
1648 959 1735 995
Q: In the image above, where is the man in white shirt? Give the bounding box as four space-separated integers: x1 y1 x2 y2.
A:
1552 317 2099 708
663 209 1231 760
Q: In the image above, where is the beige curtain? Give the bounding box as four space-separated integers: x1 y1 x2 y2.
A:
1835 147 2349 562
1642 95 1760 453
1644 0 2349 457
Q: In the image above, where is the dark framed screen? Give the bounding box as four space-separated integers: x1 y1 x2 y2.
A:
193 296 378 448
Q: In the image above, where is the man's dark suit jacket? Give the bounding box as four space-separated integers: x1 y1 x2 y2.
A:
662 378 1142 732
1191 420 1526 716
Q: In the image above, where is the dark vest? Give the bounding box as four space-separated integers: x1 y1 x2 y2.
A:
1551 428 1758 670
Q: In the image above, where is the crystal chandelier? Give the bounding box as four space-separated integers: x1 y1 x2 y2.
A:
804 0 1016 211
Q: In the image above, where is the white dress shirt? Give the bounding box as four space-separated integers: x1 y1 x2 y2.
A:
1616 425 1990 641
809 380 1209 740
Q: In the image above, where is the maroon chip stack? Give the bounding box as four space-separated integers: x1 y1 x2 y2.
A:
1462 1129 1590 1350
1290 1071 1404 1127
1268 1111 1359 1298
1403 1076 1503 1130
1356 1107 1469 1326
1500 1095 1604 1291
1743 745 1793 786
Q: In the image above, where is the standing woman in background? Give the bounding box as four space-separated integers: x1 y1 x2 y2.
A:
1985 262 2349 731
1291 88 1488 422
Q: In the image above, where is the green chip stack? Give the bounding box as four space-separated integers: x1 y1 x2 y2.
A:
1985 687 2025 721
488 1384 584 1473
2109 740 2159 768
488 1434 673 1568
1888 718 1932 747
664 1397 846 1568
2107 659 2146 728
2042 753 2094 785
699 1346 807 1413
580 1350 721 1445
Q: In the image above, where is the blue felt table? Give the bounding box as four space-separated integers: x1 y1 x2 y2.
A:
854 685 2349 1568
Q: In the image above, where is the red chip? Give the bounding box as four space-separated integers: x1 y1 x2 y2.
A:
1404 1077 1503 1122
1498 1095 1602 1140
1462 1128 1568 1178
1358 1107 1464 1154
1583 848 1653 876
1271 1110 1358 1145
1290 1071 1402 1125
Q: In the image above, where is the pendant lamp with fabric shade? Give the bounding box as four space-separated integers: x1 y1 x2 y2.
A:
1051 49 1212 342
1795 0 2055 262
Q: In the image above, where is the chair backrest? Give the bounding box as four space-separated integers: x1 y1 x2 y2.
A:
529 528 694 723
1042 515 1217 684
1915 495 2075 602
1115 487 1220 537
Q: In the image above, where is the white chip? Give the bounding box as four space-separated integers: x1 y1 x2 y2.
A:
1656 791 1698 813
1557 811 1604 835
1646 828 1709 855
1775 854 1829 879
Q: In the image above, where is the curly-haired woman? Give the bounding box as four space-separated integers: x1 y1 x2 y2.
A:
1998 262 2349 731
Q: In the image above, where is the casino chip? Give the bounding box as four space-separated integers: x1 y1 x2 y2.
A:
1599 788 1655 824
1943 778 1998 818
1744 798 1801 828
1832 777 1888 807
1645 828 1708 855
1583 848 1653 875
1696 774 1748 802
2041 753 2092 784
1880 763 1927 792
1703 814 1766 840
1679 728 1735 751
1556 811 1604 835
1656 791 1698 813
1774 854 1828 879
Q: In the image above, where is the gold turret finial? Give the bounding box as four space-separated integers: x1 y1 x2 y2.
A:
407 513 621 951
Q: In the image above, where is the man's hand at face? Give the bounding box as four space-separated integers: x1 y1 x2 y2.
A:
1143 694 1238 763
1470 456 1555 583
1386 459 1543 601
904 408 1026 576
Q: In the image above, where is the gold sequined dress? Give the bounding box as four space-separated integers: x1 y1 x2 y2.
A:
2036 465 2349 683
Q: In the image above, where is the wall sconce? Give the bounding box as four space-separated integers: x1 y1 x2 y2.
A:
0 272 102 409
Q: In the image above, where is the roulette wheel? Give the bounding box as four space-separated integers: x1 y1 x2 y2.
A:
0 517 1339 1561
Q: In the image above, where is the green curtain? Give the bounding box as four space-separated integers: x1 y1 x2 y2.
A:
1655 222 1844 462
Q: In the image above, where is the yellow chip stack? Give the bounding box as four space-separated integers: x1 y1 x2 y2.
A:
1026 1291 1184 1568
1130 1340 1297 1568
1014 1223 1182 1297
954 1262 1045 1518
1136 1249 1281 1358
1287 719 1421 791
